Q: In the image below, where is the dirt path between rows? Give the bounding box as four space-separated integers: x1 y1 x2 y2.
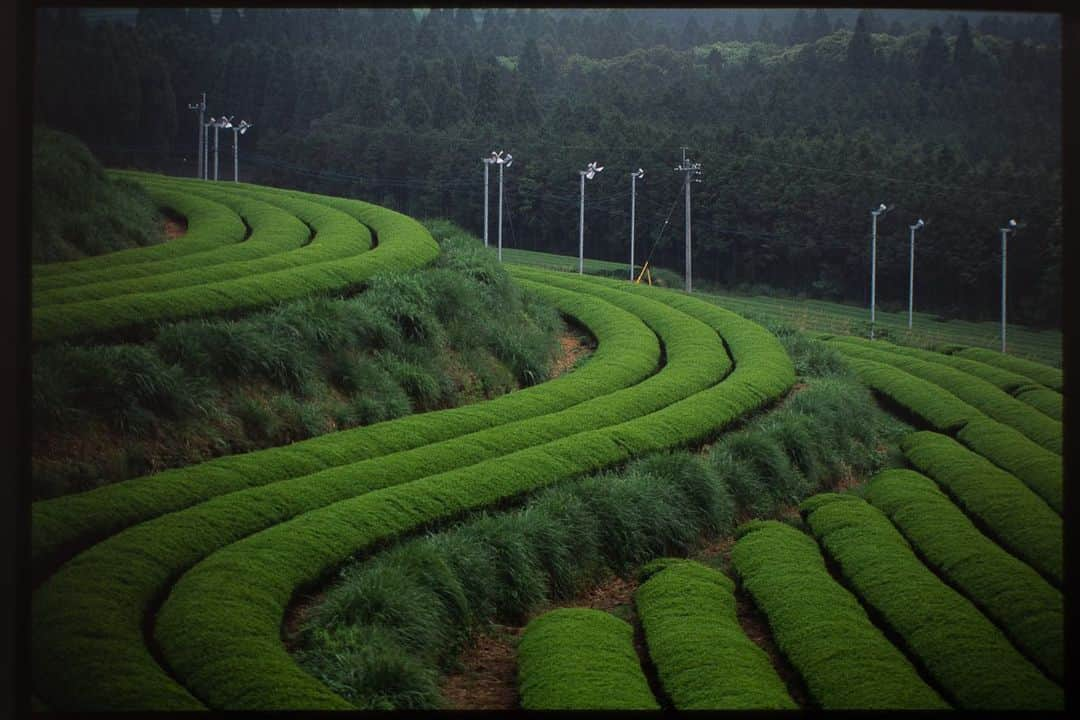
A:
163 216 187 239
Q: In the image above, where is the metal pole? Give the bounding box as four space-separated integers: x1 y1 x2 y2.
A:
203 124 209 180
213 124 220 181
630 174 637 281
579 173 586 275
483 162 490 247
498 161 504 262
233 128 239 183
1001 229 1007 353
870 212 877 339
685 172 692 293
908 225 915 329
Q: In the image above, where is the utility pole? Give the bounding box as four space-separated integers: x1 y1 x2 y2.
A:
578 161 604 274
1000 219 1018 353
908 219 924 329
481 152 498 247
187 93 206 180
869 203 888 339
212 116 233 181
496 152 513 262
630 168 645 280
231 120 252 183
203 118 212 180
675 147 702 292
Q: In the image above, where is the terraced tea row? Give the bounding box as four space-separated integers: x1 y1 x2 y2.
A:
831 350 1061 512
518 609 659 710
31 174 439 342
863 469 1063 681
800 492 1062 709
634 558 795 710
32 271 795 710
731 520 947 709
823 336 1061 454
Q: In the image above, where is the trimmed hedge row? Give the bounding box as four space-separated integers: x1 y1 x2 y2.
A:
32 175 438 342
946 345 1063 392
148 275 792 709
33 181 313 305
32 279 658 571
730 520 947 709
32 280 717 710
863 469 1063 681
800 493 1062 710
838 354 1061 512
31 185 247 279
1014 384 1062 421
827 338 1060 454
634 558 795 709
901 431 1062 587
517 608 659 710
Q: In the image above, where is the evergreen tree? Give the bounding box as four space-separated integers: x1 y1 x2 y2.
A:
919 26 949 84
846 14 874 75
789 9 810 45
474 65 499 126
732 13 749 42
954 17 975 75
809 9 831 41
519 37 542 85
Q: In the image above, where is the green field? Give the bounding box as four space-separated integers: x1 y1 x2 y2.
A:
31 180 1063 712
499 247 1061 367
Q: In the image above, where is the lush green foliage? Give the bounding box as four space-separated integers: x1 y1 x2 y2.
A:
34 182 246 280
518 608 659 710
947 346 1063 391
826 336 1061 454
837 353 1061 511
731 520 947 709
863 469 1062 681
634 558 795 709
33 181 312 303
298 451 730 708
800 493 1062 709
32 233 563 498
900 431 1062 586
824 334 1062 417
31 279 656 568
31 126 164 263
36 9 1062 326
32 174 440 342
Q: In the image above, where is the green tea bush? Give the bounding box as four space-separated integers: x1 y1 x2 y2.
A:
32 279 658 571
517 608 659 710
827 338 1061 454
731 520 947 709
31 126 163 264
864 469 1063 681
900 431 1062 586
801 493 1062 710
836 354 1061 512
634 559 795 709
948 346 1062 391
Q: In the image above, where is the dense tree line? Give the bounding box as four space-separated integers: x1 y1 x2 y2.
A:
33 8 1062 326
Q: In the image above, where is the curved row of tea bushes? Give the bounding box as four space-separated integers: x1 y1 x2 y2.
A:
149 275 793 709
800 493 1062 710
838 355 1061 512
32 177 438 343
518 608 659 710
31 185 248 280
863 469 1063 681
32 280 718 710
634 558 795 710
1014 385 1063 421
943 345 1063 392
31 279 659 571
826 338 1060 454
823 335 1062 421
730 520 947 709
33 181 313 304
900 431 1062 587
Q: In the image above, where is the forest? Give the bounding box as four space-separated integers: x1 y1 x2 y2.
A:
33 7 1062 326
